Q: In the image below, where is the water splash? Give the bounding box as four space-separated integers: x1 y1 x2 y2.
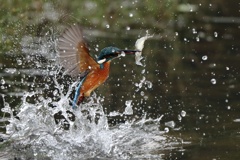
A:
0 29 186 159
123 100 133 115
0 78 183 159
135 76 153 92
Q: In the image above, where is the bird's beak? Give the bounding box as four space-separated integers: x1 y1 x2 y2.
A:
120 50 140 55
113 50 139 58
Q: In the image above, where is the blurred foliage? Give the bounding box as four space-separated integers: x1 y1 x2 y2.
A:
0 0 59 53
183 0 239 16
64 0 178 31
0 0 238 54
0 0 178 54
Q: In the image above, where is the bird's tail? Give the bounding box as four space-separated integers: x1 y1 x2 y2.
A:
72 69 90 109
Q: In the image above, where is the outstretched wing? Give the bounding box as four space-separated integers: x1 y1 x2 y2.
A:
57 24 98 77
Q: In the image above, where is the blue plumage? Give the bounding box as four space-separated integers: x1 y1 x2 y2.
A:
97 46 121 62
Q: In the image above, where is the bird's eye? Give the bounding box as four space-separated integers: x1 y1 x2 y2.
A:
104 54 116 59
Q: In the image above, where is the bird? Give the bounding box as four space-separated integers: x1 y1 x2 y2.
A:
57 24 138 108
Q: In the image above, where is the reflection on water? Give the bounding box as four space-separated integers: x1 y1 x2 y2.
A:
1 23 240 159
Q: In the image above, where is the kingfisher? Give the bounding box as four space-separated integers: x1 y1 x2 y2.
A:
58 24 138 108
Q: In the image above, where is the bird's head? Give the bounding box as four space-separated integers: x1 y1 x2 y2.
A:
97 46 138 68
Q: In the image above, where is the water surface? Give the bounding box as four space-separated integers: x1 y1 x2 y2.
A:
0 24 240 159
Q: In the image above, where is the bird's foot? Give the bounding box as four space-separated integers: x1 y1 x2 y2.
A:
77 93 85 105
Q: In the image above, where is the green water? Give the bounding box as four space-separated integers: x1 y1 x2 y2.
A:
1 31 240 159
1 0 240 159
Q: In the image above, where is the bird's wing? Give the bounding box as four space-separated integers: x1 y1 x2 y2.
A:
58 24 98 77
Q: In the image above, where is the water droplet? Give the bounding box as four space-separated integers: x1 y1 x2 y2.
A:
126 26 130 30
17 59 22 65
129 13 133 17
192 28 197 34
146 81 152 88
209 63 216 68
165 121 175 128
226 67 229 70
124 100 133 115
196 37 200 42
1 79 5 84
178 115 182 121
53 89 58 96
210 78 216 84
202 55 208 60
144 96 148 100
106 24 110 28
125 100 132 106
214 32 218 37
121 52 126 57
140 91 144 96
181 110 186 117
4 68 16 74
164 127 169 133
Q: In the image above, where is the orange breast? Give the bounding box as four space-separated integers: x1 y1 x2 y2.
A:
80 62 110 97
